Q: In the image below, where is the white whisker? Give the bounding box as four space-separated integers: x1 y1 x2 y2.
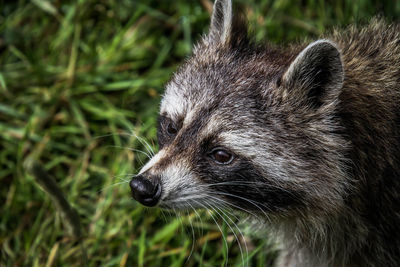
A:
211 191 271 221
130 132 155 157
205 194 259 220
185 205 196 264
108 144 152 159
203 199 247 267
192 199 229 267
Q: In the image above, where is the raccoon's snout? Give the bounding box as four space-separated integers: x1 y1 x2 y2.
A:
130 175 161 207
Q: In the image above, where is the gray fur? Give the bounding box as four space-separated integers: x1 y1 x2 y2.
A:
136 1 400 266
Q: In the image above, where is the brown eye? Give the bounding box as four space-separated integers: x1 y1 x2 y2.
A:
166 122 178 136
211 149 234 164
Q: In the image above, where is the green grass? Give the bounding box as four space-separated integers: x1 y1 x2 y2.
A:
1 0 400 266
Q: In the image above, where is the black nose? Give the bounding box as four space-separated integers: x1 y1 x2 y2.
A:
130 175 161 207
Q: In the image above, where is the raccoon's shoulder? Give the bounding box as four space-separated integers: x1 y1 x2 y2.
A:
326 18 400 103
330 19 400 63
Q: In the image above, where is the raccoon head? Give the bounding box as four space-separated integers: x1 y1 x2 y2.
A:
130 0 349 219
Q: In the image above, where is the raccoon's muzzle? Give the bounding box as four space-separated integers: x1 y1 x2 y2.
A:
130 175 161 207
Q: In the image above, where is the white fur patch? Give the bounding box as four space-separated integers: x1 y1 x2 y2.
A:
138 148 204 207
138 149 166 175
159 163 198 201
160 83 187 119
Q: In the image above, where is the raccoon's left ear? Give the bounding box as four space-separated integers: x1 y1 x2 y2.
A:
210 0 232 45
282 40 344 108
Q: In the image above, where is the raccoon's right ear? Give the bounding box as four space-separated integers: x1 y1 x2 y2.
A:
282 40 344 109
209 0 232 45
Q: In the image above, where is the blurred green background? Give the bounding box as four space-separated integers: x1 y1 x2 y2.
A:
1 0 399 266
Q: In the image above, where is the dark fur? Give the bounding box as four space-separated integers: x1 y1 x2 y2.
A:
137 1 400 266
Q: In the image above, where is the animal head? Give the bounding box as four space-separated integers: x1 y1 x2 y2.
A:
130 0 349 219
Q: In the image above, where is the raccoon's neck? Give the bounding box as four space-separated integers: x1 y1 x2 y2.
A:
274 211 367 267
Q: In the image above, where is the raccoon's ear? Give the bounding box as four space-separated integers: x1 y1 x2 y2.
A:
282 40 344 108
210 0 232 45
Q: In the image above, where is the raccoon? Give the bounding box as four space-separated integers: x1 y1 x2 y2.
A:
129 0 400 266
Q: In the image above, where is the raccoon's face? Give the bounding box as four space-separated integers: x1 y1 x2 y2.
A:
130 0 349 218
